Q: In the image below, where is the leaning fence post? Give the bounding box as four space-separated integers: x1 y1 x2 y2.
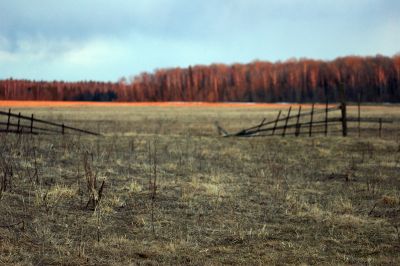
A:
30 114 34 134
309 103 314 137
378 118 382 138
272 110 282 136
282 106 292 137
272 110 281 136
325 99 328 136
257 118 266 131
295 106 302 137
17 112 21 134
6 109 11 133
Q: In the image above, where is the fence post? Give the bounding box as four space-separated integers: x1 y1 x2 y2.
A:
17 112 21 134
339 84 347 137
6 109 11 133
309 103 314 137
282 106 292 137
295 106 302 137
325 99 328 136
378 118 382 138
257 118 266 131
358 93 361 137
272 110 281 136
62 123 65 135
30 114 34 134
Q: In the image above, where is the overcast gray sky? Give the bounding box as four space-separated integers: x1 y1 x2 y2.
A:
0 0 399 81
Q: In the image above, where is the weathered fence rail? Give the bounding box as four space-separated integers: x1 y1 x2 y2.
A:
0 109 100 136
216 85 397 138
217 103 394 138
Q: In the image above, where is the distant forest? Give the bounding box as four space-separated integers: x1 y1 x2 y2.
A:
1 55 400 102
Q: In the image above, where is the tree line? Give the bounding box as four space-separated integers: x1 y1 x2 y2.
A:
1 55 400 102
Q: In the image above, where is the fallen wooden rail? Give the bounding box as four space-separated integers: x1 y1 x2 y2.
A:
216 100 394 138
0 109 101 136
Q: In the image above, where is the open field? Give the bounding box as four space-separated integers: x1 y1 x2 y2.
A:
0 100 342 109
1 103 400 265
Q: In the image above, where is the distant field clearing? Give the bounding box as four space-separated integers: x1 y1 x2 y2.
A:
0 100 397 110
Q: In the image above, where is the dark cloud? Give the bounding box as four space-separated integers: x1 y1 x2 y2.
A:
0 0 208 46
0 0 399 81
1 0 397 47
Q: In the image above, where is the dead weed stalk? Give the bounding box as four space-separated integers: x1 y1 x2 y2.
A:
83 152 105 211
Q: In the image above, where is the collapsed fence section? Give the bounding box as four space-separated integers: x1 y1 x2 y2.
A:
0 109 100 136
217 102 394 138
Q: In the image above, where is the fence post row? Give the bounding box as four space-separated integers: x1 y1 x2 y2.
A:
217 82 392 138
0 109 100 136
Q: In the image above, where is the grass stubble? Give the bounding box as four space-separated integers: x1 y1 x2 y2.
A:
0 104 399 265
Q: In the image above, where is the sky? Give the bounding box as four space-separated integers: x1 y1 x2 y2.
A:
0 0 399 82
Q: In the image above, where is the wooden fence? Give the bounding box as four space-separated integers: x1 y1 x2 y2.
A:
217 101 393 138
0 109 100 136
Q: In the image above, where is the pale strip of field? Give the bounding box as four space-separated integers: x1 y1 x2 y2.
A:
0 100 313 108
0 100 398 110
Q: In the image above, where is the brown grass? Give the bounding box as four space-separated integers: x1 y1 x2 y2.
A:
0 103 400 265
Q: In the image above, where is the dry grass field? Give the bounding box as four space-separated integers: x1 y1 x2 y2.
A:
1 102 400 265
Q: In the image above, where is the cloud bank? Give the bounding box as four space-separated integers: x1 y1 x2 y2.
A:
0 0 399 81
